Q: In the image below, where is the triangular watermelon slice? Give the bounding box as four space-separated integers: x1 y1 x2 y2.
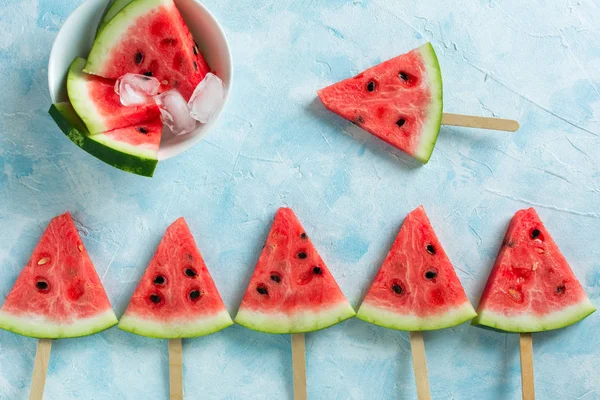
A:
235 208 356 333
84 0 210 101
67 57 160 135
473 208 595 332
0 213 118 338
118 218 233 338
357 206 476 331
49 102 162 177
317 43 443 163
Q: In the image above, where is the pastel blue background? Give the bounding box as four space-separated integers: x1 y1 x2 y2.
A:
0 0 599 398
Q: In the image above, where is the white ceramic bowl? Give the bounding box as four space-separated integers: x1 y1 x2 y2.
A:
48 0 232 161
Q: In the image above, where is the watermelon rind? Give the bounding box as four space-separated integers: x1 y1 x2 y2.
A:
49 103 158 177
357 301 476 331
234 301 356 334
473 298 595 333
0 309 117 339
96 0 132 36
67 57 110 135
413 42 443 163
118 309 233 339
85 0 169 75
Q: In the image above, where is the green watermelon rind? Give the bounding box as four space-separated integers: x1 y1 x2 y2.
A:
96 0 132 36
118 309 234 339
472 299 596 333
234 301 356 334
0 309 118 339
68 57 108 135
49 103 158 177
413 42 443 164
356 301 476 331
85 0 170 76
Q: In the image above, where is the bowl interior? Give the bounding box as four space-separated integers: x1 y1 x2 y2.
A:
48 0 232 161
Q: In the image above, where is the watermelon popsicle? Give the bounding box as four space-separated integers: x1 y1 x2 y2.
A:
0 212 118 400
472 208 595 399
317 42 519 163
118 218 233 399
234 208 356 399
356 206 477 399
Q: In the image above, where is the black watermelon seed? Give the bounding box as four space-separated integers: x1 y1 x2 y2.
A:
270 274 281 283
36 281 48 290
426 244 435 255
392 284 403 295
399 71 409 81
193 45 198 55
366 81 376 92
153 275 166 285
556 285 566 295
135 52 143 65
396 118 406 127
143 71 153 77
355 115 365 125
150 294 161 304
531 229 540 239
425 270 437 280
257 285 268 295
189 290 201 300
297 252 307 259
137 127 149 134
300 232 307 239
507 241 515 248
193 61 198 71
185 268 197 277
312 266 322 275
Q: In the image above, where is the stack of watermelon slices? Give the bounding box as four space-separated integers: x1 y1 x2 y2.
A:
49 0 211 177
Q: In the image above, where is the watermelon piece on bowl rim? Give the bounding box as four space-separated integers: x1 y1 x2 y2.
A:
234 207 355 334
84 0 210 101
118 217 233 338
317 42 443 164
357 206 476 331
0 212 117 339
473 208 595 333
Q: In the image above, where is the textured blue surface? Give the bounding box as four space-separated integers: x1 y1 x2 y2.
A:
1 0 599 398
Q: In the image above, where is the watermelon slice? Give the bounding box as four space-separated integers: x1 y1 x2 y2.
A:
118 218 233 338
0 213 117 338
67 57 160 135
49 102 162 177
357 206 476 331
317 43 443 163
85 0 210 101
235 208 356 334
473 208 595 332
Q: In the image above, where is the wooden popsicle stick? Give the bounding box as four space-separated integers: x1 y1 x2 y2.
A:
519 333 535 400
442 113 520 132
168 338 183 400
29 339 52 400
409 331 431 400
291 333 307 400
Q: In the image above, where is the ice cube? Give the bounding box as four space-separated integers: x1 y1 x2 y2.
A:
154 89 198 136
114 73 161 107
188 73 225 123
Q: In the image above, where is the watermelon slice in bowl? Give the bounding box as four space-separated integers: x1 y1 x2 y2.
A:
48 0 231 163
357 206 476 331
473 208 595 333
235 208 356 334
118 218 233 338
0 212 117 339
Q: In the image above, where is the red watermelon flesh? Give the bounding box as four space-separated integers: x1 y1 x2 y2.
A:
317 43 443 163
473 208 595 332
67 57 160 135
234 208 355 333
0 213 117 338
357 206 476 331
118 218 232 338
85 0 210 101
